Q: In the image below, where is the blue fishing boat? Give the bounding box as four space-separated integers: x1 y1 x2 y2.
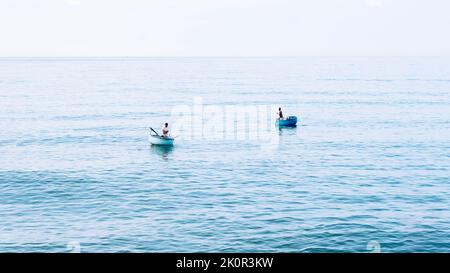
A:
276 116 298 127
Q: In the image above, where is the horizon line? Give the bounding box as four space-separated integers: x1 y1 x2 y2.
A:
1 55 450 59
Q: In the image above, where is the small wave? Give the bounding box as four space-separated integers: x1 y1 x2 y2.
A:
317 78 394 82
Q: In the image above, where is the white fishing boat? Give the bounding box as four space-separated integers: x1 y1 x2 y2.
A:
149 127 174 146
149 135 174 146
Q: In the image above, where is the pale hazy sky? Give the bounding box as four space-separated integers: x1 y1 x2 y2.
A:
1 0 449 57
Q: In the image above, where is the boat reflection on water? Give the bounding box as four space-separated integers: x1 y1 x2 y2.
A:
275 124 298 146
151 145 174 160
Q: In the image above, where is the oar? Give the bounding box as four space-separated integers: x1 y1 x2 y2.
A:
150 127 159 136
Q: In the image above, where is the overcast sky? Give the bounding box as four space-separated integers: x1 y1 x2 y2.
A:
1 0 449 57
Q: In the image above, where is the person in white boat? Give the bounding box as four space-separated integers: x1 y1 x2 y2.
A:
278 107 284 120
161 123 170 137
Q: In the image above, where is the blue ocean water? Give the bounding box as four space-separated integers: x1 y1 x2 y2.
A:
0 57 449 252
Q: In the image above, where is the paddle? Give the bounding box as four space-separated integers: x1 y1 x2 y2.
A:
149 127 160 136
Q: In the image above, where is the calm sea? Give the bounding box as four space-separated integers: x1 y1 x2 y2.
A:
0 57 449 252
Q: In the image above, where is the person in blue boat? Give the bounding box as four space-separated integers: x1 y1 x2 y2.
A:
276 107 298 127
161 123 170 137
278 107 284 120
